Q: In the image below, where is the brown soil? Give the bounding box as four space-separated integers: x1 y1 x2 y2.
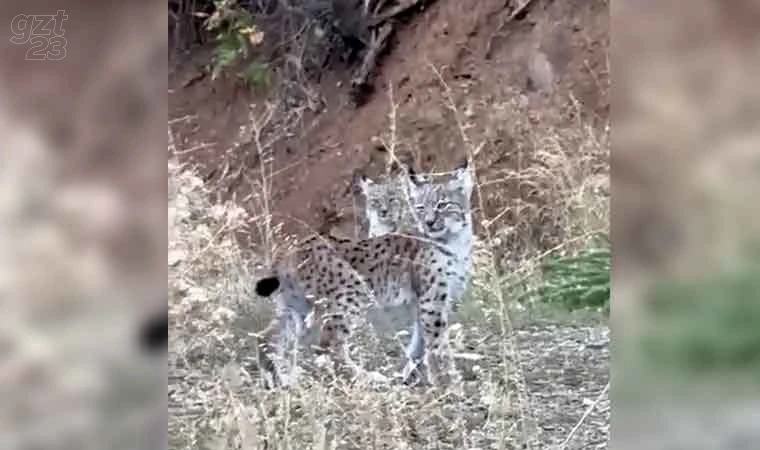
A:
169 0 609 242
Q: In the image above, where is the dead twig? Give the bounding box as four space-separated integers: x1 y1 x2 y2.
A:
347 0 438 106
372 0 393 15
350 23 394 107
368 0 438 27
485 0 538 58
508 0 537 21
556 382 610 450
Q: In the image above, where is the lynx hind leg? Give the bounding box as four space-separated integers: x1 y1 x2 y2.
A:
316 290 366 378
259 287 312 387
258 309 306 387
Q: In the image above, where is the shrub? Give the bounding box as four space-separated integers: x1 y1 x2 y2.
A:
519 233 611 312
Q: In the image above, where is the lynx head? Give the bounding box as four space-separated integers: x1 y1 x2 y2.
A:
406 159 474 239
355 173 409 237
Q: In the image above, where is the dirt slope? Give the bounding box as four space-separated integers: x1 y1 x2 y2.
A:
169 0 608 243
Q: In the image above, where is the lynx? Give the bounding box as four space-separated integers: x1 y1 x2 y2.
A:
255 163 474 386
355 161 474 304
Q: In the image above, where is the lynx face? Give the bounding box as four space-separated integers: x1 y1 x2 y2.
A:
355 173 430 237
356 174 406 236
406 163 474 241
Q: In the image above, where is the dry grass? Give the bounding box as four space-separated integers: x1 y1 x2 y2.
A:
168 66 610 449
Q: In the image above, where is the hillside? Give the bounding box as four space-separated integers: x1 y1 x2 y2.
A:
169 0 608 258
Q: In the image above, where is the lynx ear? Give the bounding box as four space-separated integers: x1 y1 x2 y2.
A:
353 172 374 194
407 165 425 186
451 159 474 196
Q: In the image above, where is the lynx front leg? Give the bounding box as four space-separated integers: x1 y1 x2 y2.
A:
417 292 458 385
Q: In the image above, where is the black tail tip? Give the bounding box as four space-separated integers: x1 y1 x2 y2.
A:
255 276 280 297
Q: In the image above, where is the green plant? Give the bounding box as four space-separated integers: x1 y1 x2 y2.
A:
241 61 270 90
201 0 265 83
641 257 760 373
519 234 610 311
